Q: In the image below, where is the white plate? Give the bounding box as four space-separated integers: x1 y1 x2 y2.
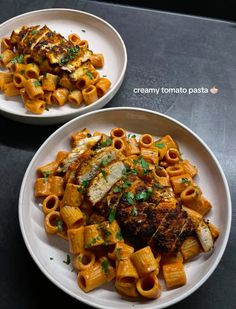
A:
0 9 127 124
19 108 231 309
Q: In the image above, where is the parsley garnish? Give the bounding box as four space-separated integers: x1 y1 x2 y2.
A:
33 80 41 87
31 30 38 35
181 177 190 184
102 74 107 77
85 236 101 248
55 218 64 232
100 138 112 148
131 206 138 216
86 70 93 80
101 258 109 276
122 180 131 189
153 183 164 189
104 229 112 238
101 156 110 167
123 168 137 176
11 54 24 64
115 248 122 259
20 69 25 75
87 133 92 137
0 55 3 60
135 188 152 201
60 46 80 65
101 169 108 180
116 230 123 241
81 29 86 33
42 170 51 181
108 207 116 223
113 186 121 193
122 192 134 205
78 180 89 193
134 157 150 174
49 257 54 260
45 106 49 111
155 142 165 149
63 254 71 265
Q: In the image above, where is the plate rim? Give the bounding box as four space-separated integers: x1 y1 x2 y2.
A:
0 8 127 121
18 107 232 309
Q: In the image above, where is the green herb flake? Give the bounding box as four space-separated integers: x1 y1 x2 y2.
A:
49 257 54 260
131 206 138 216
101 258 109 276
155 142 165 149
42 170 51 181
11 54 24 64
102 74 107 77
31 30 38 35
45 106 49 111
63 254 71 265
116 229 123 241
135 188 152 201
101 138 112 148
81 180 89 188
87 133 92 137
81 29 86 33
86 70 93 80
101 169 108 180
108 207 116 223
115 248 122 259
181 177 190 184
55 218 64 232
0 54 3 60
113 186 121 193
122 192 134 205
122 180 131 189
20 69 25 75
59 46 80 65
33 80 41 87
131 134 136 138
104 229 112 238
101 157 109 167
134 157 150 174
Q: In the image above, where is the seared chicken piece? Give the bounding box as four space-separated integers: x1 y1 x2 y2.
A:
77 147 121 184
87 161 126 205
196 220 214 252
57 135 101 174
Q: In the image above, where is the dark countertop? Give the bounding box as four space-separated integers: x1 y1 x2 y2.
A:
0 1 235 308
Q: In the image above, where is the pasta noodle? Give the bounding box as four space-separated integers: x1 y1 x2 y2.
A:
0 25 111 113
34 128 219 301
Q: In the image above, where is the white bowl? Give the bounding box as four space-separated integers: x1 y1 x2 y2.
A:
0 9 127 124
19 107 231 308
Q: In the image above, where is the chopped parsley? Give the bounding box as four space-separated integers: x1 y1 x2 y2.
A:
100 138 112 148
45 106 49 111
0 54 3 60
155 142 165 149
20 69 25 75
130 206 138 216
108 207 116 223
113 186 121 193
122 192 134 205
86 70 93 80
116 230 123 241
59 46 80 65
122 168 137 176
49 257 54 260
104 229 112 238
101 156 111 167
115 248 122 259
85 236 101 248
102 74 107 77
55 218 64 232
153 183 164 189
135 188 152 201
11 54 24 64
134 157 150 174
101 169 108 181
63 254 71 265
101 258 109 276
42 170 51 182
122 180 131 189
81 29 86 33
87 133 92 137
181 177 190 184
33 80 41 87
31 29 38 35
77 180 89 193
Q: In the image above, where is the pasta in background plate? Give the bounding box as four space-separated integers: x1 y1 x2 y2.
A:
34 128 220 300
0 25 111 114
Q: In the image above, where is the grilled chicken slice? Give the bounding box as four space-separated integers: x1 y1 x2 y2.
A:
196 220 213 252
57 135 101 174
77 147 121 185
87 161 126 205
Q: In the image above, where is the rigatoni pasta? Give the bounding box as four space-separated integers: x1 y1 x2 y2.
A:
0 25 111 114
34 128 219 301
